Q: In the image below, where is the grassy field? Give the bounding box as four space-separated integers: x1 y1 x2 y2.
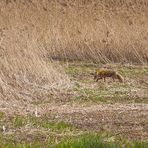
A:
65 62 148 103
0 62 147 147
0 0 148 147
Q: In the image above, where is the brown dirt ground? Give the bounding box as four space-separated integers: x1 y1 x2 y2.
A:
41 103 148 140
0 102 147 140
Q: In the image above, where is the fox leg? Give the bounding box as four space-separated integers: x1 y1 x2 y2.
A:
103 77 106 82
96 77 102 82
112 77 115 82
112 75 117 82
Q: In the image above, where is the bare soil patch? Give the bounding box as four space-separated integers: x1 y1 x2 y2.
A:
1 102 147 140
40 103 148 140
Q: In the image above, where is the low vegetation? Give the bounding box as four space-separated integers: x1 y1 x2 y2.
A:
0 132 147 148
65 62 148 104
0 0 147 147
57 134 148 148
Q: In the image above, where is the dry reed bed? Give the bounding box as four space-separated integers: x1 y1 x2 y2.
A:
1 0 147 63
33 0 147 63
0 0 72 101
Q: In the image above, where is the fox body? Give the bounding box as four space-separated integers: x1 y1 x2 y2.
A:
92 69 124 83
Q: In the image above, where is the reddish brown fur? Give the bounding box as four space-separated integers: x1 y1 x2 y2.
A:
92 69 124 83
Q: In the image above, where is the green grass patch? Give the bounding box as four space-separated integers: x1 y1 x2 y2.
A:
10 115 73 131
57 133 148 148
0 131 147 148
120 67 148 76
73 85 143 104
12 116 27 128
0 138 46 148
57 134 115 148
30 116 73 131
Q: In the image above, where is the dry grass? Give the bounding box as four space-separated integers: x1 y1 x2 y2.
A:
0 0 73 101
28 0 148 63
1 0 147 64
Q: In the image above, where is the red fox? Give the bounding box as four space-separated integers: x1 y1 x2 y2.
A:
91 69 124 83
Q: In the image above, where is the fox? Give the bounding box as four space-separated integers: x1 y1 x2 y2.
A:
91 69 124 83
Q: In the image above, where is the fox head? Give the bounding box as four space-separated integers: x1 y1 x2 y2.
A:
90 71 99 80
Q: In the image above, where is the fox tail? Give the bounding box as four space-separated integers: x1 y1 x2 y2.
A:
116 73 124 83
